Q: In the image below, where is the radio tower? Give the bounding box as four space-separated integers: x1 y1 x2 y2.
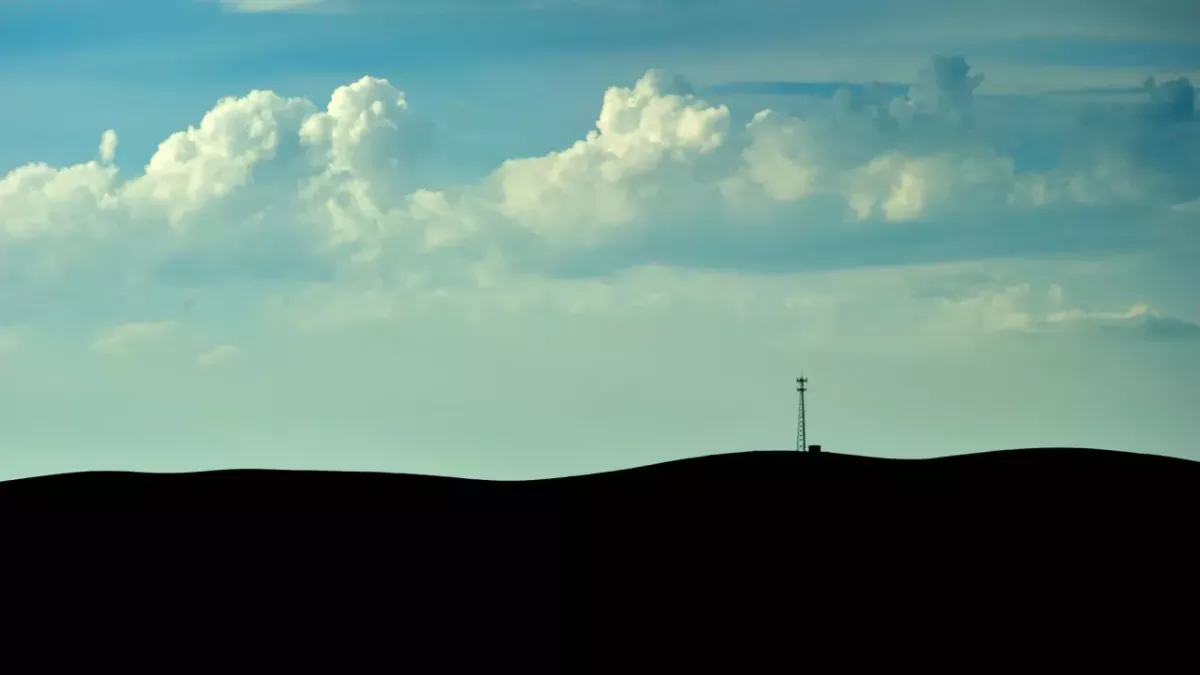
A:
795 375 808 452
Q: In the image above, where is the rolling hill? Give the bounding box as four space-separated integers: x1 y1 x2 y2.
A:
2 447 1195 669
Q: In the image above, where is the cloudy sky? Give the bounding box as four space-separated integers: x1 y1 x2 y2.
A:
1 0 1198 481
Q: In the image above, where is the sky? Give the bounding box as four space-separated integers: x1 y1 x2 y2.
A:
1 0 1198 481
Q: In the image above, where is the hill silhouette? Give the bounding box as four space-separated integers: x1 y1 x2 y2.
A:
3 447 1196 670
6 446 1192 505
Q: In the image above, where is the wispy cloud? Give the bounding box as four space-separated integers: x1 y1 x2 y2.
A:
965 288 1197 339
0 327 22 354
218 0 343 13
196 344 242 367
91 321 178 357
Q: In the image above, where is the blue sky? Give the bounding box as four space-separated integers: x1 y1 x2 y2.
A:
1 0 1198 480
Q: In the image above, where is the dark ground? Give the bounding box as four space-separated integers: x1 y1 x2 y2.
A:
2 448 1196 670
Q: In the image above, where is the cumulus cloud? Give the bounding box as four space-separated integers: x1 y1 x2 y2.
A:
1 74 430 289
298 76 436 262
1 56 1196 348
484 69 731 247
718 58 1184 224
122 90 319 225
410 55 1194 280
301 76 430 179
0 147 120 239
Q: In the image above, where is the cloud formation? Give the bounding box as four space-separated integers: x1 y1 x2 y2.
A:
3 43 1200 478
1 57 1197 351
928 282 1200 342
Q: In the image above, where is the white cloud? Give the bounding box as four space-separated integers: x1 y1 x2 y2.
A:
484 69 731 247
0 74 432 290
0 150 119 239
91 321 178 357
718 58 1189 227
218 0 340 13
196 345 241 368
300 76 429 180
99 130 118 165
121 90 319 225
927 281 1200 342
931 282 1041 336
0 57 1196 351
298 76 436 260
411 57 1198 277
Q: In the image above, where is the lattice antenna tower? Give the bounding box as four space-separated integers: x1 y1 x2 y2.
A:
796 375 808 452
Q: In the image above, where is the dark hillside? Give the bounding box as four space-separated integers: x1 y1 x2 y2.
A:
2 447 1195 669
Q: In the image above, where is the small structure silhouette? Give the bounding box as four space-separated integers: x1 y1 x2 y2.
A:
796 376 808 452
809 444 822 454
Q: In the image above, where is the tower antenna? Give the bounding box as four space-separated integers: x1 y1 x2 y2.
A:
796 374 808 452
